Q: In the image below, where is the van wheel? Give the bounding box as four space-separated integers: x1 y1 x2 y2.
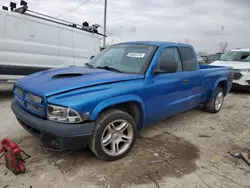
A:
89 109 137 161
204 87 224 113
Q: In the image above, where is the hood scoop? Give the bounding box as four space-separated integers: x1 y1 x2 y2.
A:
52 73 88 79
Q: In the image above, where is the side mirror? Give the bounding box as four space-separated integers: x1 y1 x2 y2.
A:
90 56 94 60
154 60 177 74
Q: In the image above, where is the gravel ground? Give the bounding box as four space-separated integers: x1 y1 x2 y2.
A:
0 85 250 188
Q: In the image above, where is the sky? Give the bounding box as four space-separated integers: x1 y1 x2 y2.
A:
1 0 250 53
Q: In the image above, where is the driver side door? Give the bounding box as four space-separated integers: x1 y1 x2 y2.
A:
145 47 191 122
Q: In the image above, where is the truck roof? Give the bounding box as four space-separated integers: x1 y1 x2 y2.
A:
118 41 192 48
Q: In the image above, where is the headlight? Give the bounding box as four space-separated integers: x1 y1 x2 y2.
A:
242 69 250 73
47 104 82 123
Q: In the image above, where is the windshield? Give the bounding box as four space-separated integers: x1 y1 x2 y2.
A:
87 44 157 74
219 51 250 62
207 54 222 61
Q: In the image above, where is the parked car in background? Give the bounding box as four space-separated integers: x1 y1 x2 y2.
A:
205 53 224 64
12 41 233 161
201 55 208 60
0 5 100 83
197 55 207 64
211 49 250 90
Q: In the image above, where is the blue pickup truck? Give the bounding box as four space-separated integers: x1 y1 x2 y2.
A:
11 41 233 161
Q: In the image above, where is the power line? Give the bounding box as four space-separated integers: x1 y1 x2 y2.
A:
57 0 91 17
82 0 103 12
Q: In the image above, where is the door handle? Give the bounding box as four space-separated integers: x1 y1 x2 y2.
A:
182 79 188 84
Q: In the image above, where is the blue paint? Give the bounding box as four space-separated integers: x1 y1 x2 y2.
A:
14 41 233 128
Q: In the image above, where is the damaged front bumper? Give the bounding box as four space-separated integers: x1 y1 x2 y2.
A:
11 101 94 150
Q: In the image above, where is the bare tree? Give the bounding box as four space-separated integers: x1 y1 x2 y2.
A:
219 42 228 53
183 38 190 44
175 38 191 44
198 52 204 56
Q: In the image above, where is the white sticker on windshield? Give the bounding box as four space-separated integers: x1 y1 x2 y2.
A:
127 53 146 58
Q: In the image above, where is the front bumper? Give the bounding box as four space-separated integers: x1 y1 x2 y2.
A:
11 101 94 150
232 83 250 91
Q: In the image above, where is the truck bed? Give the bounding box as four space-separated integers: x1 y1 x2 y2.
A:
199 65 233 103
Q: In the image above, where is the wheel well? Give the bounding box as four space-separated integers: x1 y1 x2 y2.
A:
217 80 227 96
100 102 142 130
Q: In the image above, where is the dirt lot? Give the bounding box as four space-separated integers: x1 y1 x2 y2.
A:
0 85 250 188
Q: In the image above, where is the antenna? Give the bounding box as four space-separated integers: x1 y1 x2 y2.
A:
7 1 107 37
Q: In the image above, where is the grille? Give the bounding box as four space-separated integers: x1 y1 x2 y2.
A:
14 86 45 117
15 87 24 97
26 93 43 103
15 95 24 106
234 72 242 80
26 102 44 113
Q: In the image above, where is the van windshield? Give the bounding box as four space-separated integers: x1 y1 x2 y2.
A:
87 44 157 74
219 51 250 62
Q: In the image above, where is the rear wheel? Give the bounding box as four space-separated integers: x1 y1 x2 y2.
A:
204 87 224 113
89 109 137 161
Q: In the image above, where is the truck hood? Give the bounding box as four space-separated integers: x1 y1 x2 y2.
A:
16 67 144 97
211 61 250 70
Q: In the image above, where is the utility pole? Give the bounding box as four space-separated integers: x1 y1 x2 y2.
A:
103 0 107 47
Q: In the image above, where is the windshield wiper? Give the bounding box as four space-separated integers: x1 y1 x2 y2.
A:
85 63 95 69
97 66 123 73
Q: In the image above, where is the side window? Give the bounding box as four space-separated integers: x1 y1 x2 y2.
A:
207 55 214 61
155 47 182 73
179 47 197 71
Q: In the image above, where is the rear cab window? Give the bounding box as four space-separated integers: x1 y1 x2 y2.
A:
178 47 197 71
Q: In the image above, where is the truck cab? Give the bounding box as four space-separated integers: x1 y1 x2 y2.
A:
11 41 233 161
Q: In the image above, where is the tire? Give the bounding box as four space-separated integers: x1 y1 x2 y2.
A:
89 109 137 161
204 87 224 113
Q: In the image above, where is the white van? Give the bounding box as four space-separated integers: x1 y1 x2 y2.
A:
0 3 100 83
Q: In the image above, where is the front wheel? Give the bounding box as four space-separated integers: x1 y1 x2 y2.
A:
89 109 137 161
204 87 224 113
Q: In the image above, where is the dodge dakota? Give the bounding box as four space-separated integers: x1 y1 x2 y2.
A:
11 41 233 160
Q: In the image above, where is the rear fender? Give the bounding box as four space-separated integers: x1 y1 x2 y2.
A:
210 77 228 100
91 95 145 127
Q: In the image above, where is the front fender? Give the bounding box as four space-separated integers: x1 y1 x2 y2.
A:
210 77 228 100
90 95 145 124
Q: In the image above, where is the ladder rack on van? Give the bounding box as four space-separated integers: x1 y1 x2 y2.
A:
2 0 106 37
